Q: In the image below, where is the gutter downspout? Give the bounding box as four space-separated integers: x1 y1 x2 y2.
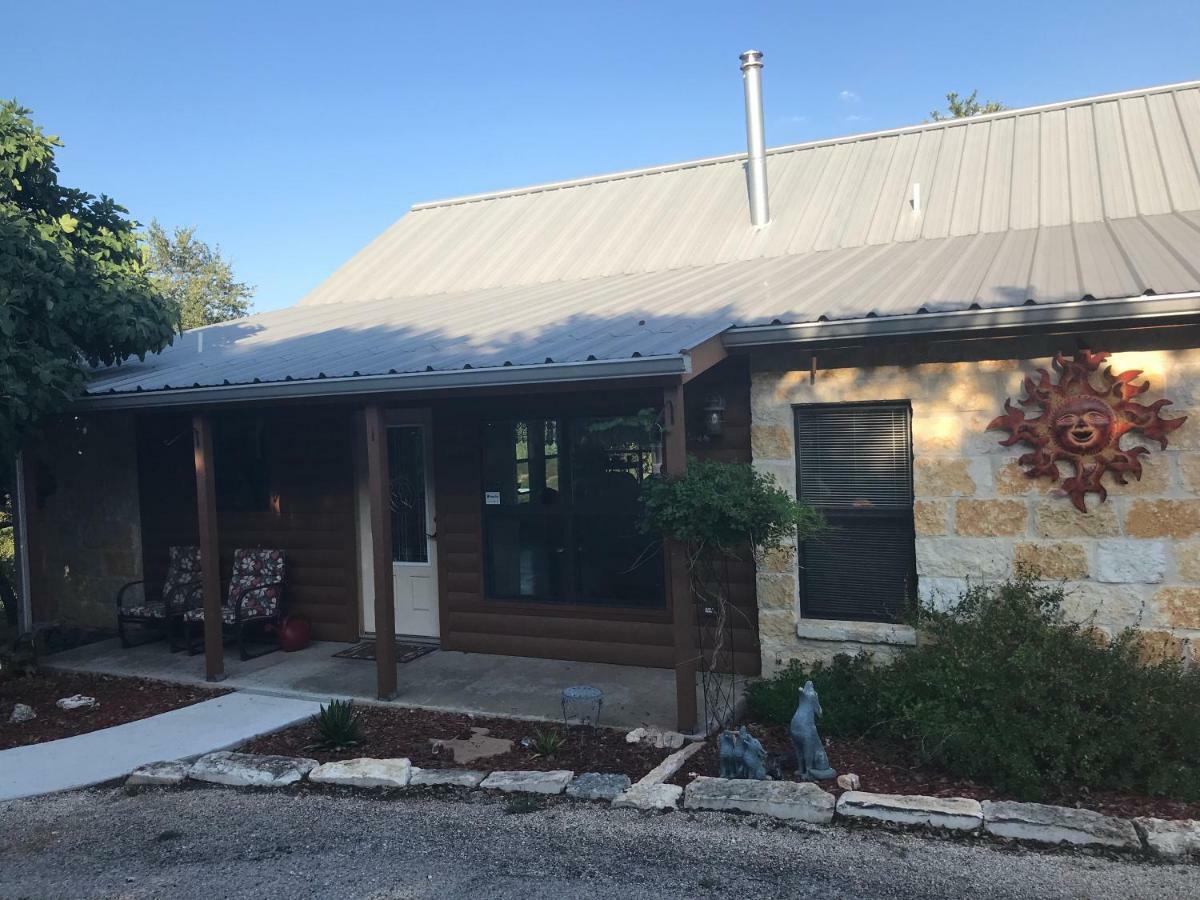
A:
12 453 33 632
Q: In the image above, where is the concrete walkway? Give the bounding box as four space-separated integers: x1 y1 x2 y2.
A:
0 692 321 802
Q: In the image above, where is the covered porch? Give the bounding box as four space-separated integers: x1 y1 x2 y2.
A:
21 357 757 732
42 637 684 729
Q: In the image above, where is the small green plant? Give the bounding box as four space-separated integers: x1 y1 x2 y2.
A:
745 653 883 737
504 794 543 815
530 727 565 758
310 698 362 751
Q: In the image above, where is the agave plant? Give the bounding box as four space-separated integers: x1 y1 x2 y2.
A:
530 727 565 759
310 699 362 751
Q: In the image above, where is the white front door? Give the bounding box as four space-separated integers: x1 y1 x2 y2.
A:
361 409 439 640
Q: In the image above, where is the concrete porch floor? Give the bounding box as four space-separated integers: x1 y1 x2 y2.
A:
44 638 688 730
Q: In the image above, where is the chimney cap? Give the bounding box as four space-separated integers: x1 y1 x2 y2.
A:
739 49 764 69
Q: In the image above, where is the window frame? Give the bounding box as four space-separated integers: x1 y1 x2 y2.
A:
480 413 666 612
793 400 917 624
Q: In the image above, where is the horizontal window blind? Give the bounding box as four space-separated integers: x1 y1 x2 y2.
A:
795 403 916 623
796 405 913 510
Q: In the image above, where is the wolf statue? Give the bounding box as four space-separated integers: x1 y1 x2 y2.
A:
790 680 837 781
718 725 770 780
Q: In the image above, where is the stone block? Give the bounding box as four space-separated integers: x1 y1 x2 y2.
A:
1133 817 1200 860
1180 454 1200 492
914 501 948 536
566 773 631 801
917 577 968 612
479 770 572 795
836 791 982 831
753 460 796 499
684 776 835 823
1175 542 1200 582
916 539 1009 579
1155 586 1200 629
1124 500 1200 539
309 758 412 789
981 800 1140 850
1061 583 1164 630
995 460 1052 495
126 761 190 787
408 768 487 788
612 783 684 811
1013 543 1088 580
954 499 1028 537
1134 630 1189 664
758 610 799 643
188 751 318 788
751 424 794 460
758 545 796 573
1035 500 1120 538
1112 460 1172 496
1092 541 1167 583
914 458 976 498
756 575 796 611
638 741 705 786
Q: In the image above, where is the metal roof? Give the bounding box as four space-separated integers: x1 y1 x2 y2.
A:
86 81 1200 404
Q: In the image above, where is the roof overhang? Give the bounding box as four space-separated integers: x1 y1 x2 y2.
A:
721 291 1200 349
76 354 690 411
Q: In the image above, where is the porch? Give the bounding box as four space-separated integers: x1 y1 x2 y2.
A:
43 637 686 729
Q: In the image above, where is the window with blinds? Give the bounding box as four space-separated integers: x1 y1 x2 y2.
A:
794 403 916 622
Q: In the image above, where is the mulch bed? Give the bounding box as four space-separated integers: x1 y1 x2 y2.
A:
0 671 229 750
241 705 673 780
670 721 1200 822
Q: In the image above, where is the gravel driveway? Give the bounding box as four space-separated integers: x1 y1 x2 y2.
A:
0 787 1195 899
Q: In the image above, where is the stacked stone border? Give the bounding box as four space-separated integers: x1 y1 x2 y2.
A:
128 751 1199 862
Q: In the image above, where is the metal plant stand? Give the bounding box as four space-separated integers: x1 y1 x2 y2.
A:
561 685 603 729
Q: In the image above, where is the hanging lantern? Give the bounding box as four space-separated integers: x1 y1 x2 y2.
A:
703 393 727 438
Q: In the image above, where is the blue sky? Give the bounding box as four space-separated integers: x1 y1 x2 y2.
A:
5 1 1198 313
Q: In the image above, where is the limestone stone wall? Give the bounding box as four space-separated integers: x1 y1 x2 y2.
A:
751 349 1200 676
27 413 143 630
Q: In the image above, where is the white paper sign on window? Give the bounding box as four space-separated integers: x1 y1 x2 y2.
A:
484 491 501 506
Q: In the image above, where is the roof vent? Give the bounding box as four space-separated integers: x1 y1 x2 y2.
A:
739 50 770 228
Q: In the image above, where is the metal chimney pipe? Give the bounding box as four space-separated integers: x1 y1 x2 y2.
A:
740 49 769 227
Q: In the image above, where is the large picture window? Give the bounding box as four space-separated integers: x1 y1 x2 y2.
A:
794 402 916 623
482 415 664 608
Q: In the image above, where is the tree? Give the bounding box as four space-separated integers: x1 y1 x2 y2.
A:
145 221 253 330
0 100 179 625
929 90 1007 121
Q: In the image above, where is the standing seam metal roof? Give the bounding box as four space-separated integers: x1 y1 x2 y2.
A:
87 81 1200 399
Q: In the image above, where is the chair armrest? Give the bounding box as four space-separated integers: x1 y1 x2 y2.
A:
231 576 284 621
116 581 146 610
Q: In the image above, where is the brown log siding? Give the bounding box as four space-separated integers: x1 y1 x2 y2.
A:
136 407 359 642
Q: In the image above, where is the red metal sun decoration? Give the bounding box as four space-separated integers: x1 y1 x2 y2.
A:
988 350 1187 512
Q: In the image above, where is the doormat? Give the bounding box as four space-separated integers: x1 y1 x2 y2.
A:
333 641 437 664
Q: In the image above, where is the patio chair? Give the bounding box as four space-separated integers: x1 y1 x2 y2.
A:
116 545 202 649
183 548 285 661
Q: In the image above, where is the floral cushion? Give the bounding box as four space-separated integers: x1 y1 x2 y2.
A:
122 602 168 619
228 548 284 619
162 545 203 611
183 606 238 625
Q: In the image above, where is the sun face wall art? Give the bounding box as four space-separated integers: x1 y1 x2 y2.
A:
988 350 1188 512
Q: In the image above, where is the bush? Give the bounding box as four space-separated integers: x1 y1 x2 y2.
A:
746 653 883 737
747 574 1200 803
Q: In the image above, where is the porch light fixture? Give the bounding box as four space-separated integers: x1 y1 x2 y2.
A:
702 393 727 437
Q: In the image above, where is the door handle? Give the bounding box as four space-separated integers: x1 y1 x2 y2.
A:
426 532 437 540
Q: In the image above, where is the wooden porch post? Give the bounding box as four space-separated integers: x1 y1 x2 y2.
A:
192 414 224 682
664 384 699 733
364 404 397 700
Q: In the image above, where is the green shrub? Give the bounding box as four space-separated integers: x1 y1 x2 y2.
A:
746 573 1200 803
746 653 884 737
311 699 362 751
